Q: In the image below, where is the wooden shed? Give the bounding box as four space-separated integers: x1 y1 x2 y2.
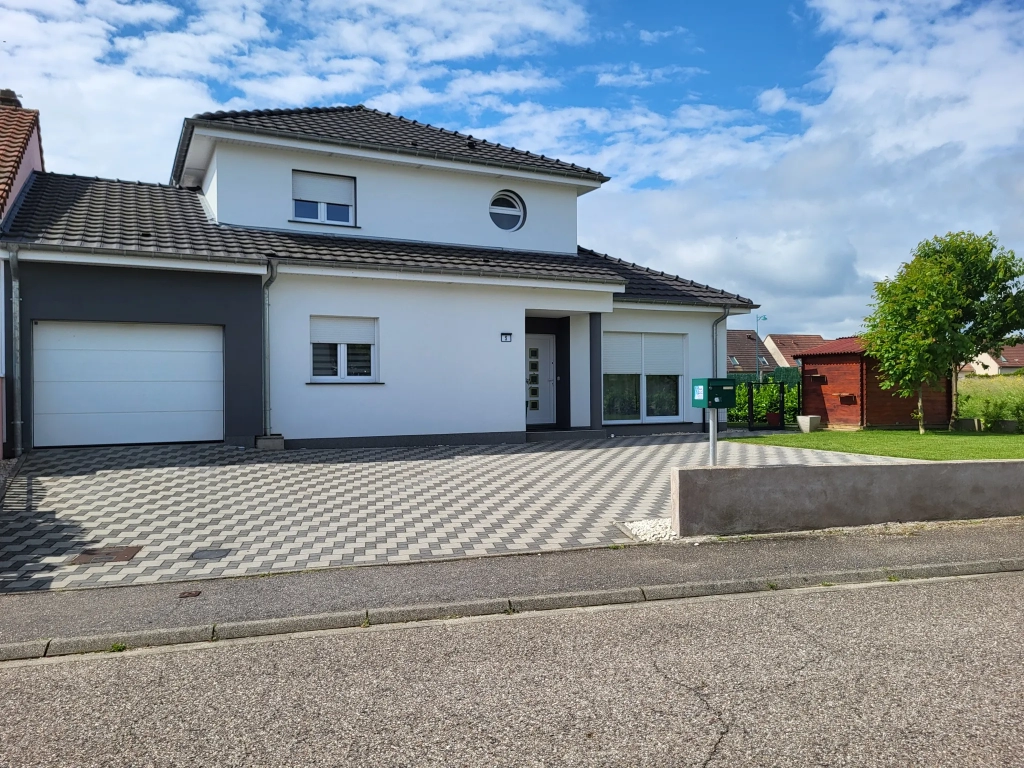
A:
796 337 951 428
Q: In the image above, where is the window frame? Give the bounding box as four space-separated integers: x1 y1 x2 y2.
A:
291 171 357 228
602 333 685 425
309 341 377 383
488 190 526 232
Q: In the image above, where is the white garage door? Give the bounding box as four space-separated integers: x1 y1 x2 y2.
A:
33 322 224 447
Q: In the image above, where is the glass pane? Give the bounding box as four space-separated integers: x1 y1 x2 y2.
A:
529 387 539 397
646 375 680 417
312 343 338 376
603 374 640 421
325 203 350 223
294 199 319 219
490 211 522 230
491 195 517 209
529 361 539 372
529 401 540 410
347 344 372 377
529 348 539 359
529 374 539 385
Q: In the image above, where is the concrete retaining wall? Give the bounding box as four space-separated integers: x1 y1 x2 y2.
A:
670 461 1024 536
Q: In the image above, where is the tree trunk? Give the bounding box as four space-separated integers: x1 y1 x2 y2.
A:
948 367 958 432
918 385 925 434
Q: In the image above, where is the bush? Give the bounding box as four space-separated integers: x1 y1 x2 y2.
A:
959 375 1024 430
727 379 800 424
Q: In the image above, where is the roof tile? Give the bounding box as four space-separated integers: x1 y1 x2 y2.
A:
172 105 609 185
3 173 753 308
0 106 39 214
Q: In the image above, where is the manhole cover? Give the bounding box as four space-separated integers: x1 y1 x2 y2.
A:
68 546 142 565
190 548 231 561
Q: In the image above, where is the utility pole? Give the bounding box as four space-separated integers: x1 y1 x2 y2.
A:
754 314 768 382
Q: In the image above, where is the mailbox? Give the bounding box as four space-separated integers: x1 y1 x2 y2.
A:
691 378 737 409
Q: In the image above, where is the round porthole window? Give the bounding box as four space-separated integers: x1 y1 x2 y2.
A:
489 190 526 231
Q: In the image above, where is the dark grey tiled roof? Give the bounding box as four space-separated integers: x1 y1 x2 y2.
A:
171 105 609 185
579 247 755 307
2 173 754 307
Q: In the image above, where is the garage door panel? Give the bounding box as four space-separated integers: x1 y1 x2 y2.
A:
35 323 223 352
34 380 224 416
35 411 224 448
34 349 224 383
33 322 225 447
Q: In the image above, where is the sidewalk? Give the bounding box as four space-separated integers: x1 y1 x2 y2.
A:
2 516 1022 658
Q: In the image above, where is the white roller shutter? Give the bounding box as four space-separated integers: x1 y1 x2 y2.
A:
310 316 376 344
33 322 224 447
603 332 642 374
292 172 355 205
643 334 684 375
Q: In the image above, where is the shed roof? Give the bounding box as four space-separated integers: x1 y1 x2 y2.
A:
765 334 827 366
795 336 865 358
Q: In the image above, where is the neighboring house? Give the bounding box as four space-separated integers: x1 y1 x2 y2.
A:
797 337 950 429
726 330 773 375
0 105 756 454
968 344 1024 375
763 334 827 368
0 89 45 448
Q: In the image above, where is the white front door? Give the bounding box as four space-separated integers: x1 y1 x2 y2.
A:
33 321 225 447
525 334 556 425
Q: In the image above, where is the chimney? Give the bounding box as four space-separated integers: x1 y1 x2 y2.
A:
0 89 23 108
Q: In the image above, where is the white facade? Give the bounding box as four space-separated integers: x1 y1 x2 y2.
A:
198 139 582 254
268 270 611 440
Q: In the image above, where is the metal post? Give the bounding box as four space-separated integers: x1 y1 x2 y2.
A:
779 382 786 427
709 407 718 465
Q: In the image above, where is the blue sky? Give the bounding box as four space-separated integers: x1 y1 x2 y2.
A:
2 0 1023 337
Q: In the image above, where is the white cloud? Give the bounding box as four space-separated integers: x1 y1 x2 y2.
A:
638 25 687 45
594 63 705 88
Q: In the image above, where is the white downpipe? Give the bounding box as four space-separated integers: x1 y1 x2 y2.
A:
262 259 278 436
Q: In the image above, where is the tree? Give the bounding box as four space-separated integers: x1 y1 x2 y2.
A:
863 231 1024 433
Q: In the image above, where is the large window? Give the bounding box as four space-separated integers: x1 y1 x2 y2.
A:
603 332 684 423
293 171 355 225
310 316 377 382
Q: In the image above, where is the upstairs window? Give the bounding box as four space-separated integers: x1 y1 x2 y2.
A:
489 190 526 231
310 316 377 382
293 171 355 225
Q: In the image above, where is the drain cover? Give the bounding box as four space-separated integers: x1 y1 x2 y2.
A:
190 548 231 561
68 546 142 565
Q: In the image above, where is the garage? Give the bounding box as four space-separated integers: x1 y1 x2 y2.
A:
33 321 224 447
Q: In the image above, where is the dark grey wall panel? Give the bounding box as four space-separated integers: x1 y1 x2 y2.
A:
5 262 263 453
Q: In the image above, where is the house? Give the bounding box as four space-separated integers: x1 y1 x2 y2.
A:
0 104 756 454
0 89 45 449
967 344 1024 376
763 334 827 368
726 330 773 375
796 337 950 429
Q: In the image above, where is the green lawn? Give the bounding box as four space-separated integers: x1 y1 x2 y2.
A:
723 429 1024 461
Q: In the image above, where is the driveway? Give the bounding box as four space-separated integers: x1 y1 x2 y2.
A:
0 435 905 592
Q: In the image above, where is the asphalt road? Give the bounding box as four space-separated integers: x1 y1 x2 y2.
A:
2 573 1023 767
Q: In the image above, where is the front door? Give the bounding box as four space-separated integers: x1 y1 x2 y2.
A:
525 334 556 425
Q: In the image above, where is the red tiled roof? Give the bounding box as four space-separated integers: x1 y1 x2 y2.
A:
795 336 865 358
0 106 40 213
994 344 1024 368
765 334 827 366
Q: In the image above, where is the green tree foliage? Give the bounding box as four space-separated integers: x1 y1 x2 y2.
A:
863 232 1024 433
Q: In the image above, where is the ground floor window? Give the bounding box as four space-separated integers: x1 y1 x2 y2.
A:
310 316 377 382
603 332 684 423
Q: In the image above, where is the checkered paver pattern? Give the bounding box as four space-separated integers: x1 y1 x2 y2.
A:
0 435 908 592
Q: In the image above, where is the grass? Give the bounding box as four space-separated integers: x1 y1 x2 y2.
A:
724 429 1024 461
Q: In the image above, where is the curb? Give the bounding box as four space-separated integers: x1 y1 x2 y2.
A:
3 557 1022 662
